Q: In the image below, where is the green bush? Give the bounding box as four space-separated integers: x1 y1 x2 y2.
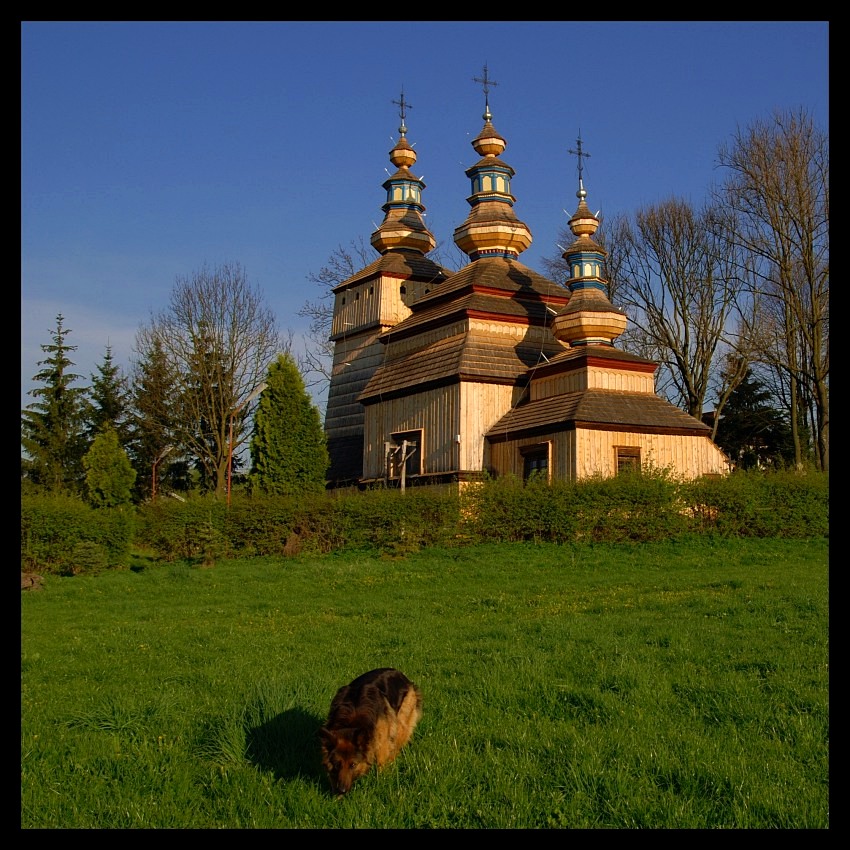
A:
681 468 828 539
134 496 229 562
463 469 691 544
21 494 134 574
21 469 828 574
223 495 301 556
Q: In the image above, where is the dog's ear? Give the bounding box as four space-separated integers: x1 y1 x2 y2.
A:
318 726 336 747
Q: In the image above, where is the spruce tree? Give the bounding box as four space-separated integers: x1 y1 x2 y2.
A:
129 334 186 499
249 353 329 495
714 369 794 469
86 345 131 445
21 314 88 493
82 427 137 507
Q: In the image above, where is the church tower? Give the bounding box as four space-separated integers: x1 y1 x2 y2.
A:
323 91 450 487
357 67 569 485
485 134 730 479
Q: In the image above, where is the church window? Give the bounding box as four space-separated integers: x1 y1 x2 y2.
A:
521 443 550 481
615 446 641 473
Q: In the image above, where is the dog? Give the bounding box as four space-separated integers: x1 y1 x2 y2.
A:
319 667 423 796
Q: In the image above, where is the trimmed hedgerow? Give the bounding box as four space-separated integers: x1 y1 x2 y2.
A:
21 469 827 574
21 494 134 575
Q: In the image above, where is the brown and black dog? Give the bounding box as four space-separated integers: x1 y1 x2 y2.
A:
319 668 423 796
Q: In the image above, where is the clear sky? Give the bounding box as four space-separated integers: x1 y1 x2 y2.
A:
21 21 829 415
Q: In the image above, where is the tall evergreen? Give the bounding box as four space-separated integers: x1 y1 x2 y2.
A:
21 314 88 493
129 334 185 499
249 353 329 495
86 345 131 445
714 369 795 469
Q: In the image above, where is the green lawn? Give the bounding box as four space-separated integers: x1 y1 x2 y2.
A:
21 537 829 828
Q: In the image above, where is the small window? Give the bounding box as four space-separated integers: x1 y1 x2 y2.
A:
615 446 641 474
387 430 422 480
521 443 550 482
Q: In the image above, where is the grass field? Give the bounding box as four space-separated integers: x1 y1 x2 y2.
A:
21 537 829 828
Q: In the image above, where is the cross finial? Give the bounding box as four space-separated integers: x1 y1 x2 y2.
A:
567 132 591 189
473 63 498 122
392 89 412 137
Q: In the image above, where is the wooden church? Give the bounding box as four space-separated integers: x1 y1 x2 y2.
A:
323 76 730 489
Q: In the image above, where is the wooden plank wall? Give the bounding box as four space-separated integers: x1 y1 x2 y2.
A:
530 364 655 400
459 382 520 471
362 384 461 479
324 333 386 440
488 429 729 481
361 380 521 479
574 429 730 478
488 432 576 479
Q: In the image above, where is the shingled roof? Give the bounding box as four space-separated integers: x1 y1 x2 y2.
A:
531 343 658 375
359 331 567 402
333 250 450 292
486 388 713 441
416 256 567 305
376 256 569 341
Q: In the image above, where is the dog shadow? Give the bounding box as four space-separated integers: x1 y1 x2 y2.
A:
245 707 326 786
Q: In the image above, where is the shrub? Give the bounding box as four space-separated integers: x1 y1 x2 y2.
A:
134 495 229 562
22 469 828 573
21 494 134 574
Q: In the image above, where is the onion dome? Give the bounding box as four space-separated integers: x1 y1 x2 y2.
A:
370 90 437 255
453 65 532 260
550 135 628 347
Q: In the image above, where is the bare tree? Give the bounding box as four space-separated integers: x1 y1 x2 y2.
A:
135 262 282 497
609 197 749 421
714 108 829 470
297 238 373 392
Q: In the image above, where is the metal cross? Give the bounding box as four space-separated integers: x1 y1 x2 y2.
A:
473 64 498 119
567 133 591 183
392 89 412 136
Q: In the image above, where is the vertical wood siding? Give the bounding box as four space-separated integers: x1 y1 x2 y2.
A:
362 384 461 479
530 365 655 400
324 333 386 440
489 428 728 480
574 429 729 478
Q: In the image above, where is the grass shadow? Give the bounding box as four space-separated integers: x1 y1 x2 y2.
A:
246 707 326 786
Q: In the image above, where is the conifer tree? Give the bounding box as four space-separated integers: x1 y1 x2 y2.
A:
86 345 132 445
129 334 185 499
714 368 794 469
82 427 137 507
21 314 88 493
249 353 329 495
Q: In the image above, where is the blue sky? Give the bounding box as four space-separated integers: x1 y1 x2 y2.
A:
21 21 829 415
